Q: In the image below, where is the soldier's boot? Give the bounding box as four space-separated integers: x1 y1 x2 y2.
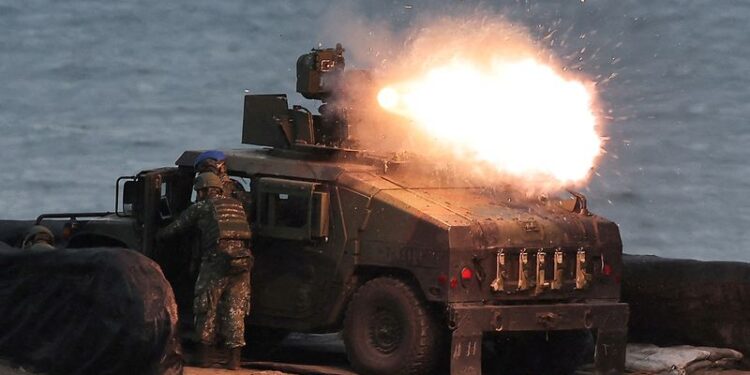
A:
226 347 242 370
195 344 214 368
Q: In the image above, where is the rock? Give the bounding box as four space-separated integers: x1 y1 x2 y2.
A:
0 243 183 375
622 255 750 359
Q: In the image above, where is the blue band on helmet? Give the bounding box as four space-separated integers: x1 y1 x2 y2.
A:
194 150 226 167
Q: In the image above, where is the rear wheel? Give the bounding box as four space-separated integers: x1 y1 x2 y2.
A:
343 277 442 375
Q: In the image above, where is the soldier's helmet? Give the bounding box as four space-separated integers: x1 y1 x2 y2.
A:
194 172 223 191
22 225 55 248
194 150 226 171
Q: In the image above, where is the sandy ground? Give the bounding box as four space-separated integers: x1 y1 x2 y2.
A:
2 333 749 375
184 368 289 375
0 361 292 375
2 360 749 375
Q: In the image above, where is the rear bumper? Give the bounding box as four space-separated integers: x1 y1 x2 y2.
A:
448 302 629 375
448 301 628 332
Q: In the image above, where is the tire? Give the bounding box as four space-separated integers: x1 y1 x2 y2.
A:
343 277 442 375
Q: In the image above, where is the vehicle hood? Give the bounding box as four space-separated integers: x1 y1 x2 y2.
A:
339 171 611 250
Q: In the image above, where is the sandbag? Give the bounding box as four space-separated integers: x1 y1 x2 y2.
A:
626 344 743 374
0 243 183 375
622 255 750 358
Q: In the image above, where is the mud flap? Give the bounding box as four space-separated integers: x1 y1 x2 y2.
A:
594 329 627 375
450 318 483 375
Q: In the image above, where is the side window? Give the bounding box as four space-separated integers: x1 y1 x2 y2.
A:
230 176 252 192
160 168 195 215
265 193 308 228
256 177 330 241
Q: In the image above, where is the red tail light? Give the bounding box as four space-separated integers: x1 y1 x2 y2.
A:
437 274 448 286
602 262 621 283
461 267 473 280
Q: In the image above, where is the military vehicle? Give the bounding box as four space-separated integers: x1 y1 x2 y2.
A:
1 45 628 375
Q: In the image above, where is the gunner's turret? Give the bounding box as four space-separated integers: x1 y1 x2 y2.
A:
242 44 364 151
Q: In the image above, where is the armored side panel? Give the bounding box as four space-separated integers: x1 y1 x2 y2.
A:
242 94 293 148
289 109 315 144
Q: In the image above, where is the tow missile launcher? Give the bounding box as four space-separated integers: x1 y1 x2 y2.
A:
6 45 629 375
243 43 373 150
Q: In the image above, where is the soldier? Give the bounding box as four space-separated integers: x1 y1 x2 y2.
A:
156 172 253 370
193 150 238 197
22 225 55 251
194 150 253 218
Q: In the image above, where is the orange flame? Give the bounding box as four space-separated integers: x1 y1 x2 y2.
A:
376 55 602 188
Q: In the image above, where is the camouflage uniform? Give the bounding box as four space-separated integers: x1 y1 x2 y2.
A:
219 174 239 199
158 195 253 348
193 240 251 347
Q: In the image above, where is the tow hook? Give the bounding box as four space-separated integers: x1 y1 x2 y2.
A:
492 311 503 331
448 308 459 331
536 312 559 329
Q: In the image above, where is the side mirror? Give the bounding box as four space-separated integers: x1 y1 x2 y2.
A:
118 178 140 216
123 181 137 204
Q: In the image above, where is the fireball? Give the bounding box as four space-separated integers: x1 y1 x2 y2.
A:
377 57 601 187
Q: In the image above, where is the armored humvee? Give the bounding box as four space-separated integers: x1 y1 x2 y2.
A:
3 45 628 375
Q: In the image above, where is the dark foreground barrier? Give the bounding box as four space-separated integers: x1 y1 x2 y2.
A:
623 254 750 358
0 243 183 375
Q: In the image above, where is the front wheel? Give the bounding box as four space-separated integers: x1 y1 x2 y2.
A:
343 277 443 375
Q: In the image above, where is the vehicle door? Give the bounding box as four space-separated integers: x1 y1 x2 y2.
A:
251 177 334 323
138 167 196 313
138 168 193 256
